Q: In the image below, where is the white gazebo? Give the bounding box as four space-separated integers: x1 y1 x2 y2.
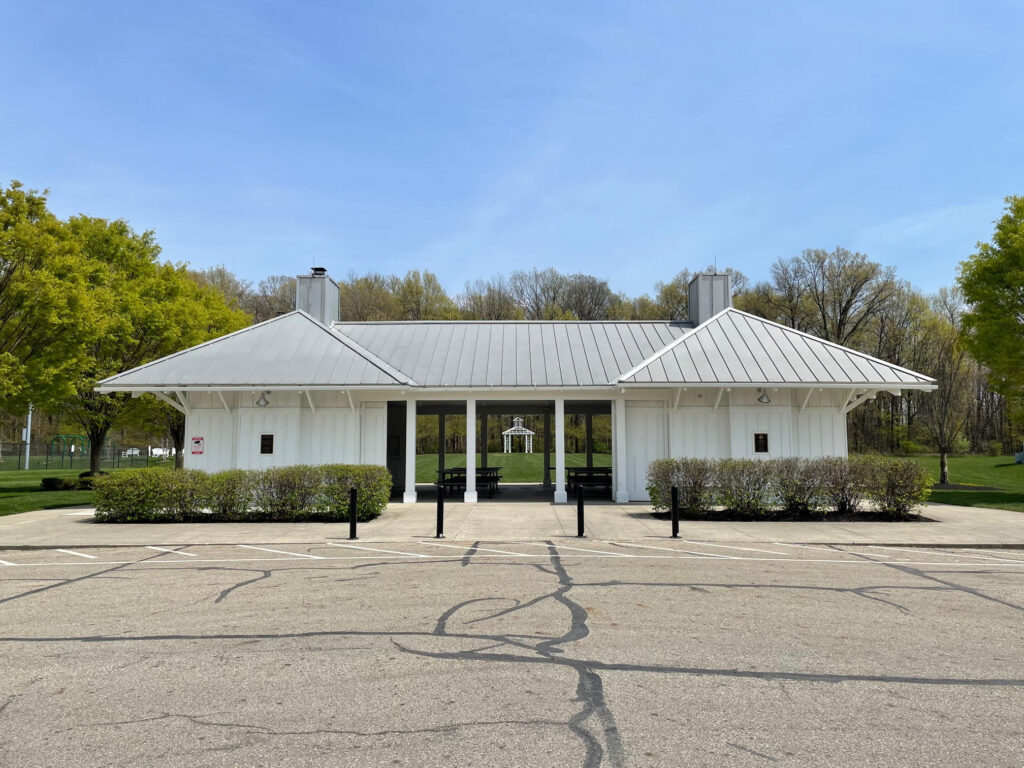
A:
502 417 534 454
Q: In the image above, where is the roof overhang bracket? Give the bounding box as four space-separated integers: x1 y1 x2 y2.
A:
839 388 857 415
346 391 355 412
153 391 189 416
842 389 878 415
799 388 814 414
713 387 728 413
304 390 316 414
173 390 192 417
217 391 232 415
673 387 684 412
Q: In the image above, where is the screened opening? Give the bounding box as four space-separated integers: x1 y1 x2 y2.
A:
260 434 274 455
754 432 769 454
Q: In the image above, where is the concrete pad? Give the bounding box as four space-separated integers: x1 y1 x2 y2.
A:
1 501 1023 549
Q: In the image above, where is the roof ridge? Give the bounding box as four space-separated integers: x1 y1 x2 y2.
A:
614 323 701 383
326 325 417 386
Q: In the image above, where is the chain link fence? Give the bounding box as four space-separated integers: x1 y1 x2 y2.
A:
0 442 175 472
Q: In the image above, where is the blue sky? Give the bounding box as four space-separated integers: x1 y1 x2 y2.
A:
2 1 1021 297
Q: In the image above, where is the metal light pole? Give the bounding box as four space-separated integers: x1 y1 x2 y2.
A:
22 403 33 471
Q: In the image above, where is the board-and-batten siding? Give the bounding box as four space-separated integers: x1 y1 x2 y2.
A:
623 401 667 501
183 398 387 472
623 394 848 500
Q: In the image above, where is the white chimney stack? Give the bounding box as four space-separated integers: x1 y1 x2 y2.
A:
295 267 340 326
688 273 732 325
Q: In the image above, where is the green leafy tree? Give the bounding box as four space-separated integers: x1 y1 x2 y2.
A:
916 288 973 484
0 182 91 406
61 216 250 473
959 196 1024 410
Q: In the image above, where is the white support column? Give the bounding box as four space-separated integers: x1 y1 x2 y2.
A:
465 398 477 503
554 398 567 503
404 397 417 503
614 397 629 503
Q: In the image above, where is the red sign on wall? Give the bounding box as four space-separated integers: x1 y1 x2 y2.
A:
191 436 204 455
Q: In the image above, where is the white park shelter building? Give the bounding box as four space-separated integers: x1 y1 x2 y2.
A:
97 269 935 503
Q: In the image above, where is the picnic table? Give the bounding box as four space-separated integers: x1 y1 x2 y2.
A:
438 467 503 498
566 466 613 496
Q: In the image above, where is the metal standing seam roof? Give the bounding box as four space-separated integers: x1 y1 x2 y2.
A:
617 308 936 388
95 308 935 392
96 311 412 390
332 320 691 388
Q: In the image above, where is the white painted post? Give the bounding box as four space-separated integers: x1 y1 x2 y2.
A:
465 398 477 503
614 398 629 503
554 397 567 503
22 403 32 471
404 397 417 503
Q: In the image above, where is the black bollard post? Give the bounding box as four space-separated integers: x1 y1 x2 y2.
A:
348 487 358 540
670 486 680 538
576 484 585 538
436 483 445 538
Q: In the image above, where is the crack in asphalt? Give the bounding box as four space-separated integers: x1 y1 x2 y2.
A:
2 547 1023 767
64 711 567 739
423 541 626 768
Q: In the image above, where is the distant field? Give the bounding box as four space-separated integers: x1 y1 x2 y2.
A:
905 454 1024 513
416 452 611 483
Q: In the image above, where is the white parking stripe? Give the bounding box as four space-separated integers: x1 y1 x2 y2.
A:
146 546 197 557
55 549 97 559
682 541 794 556
607 541 736 558
236 545 323 559
772 542 844 554
866 545 1015 561
521 542 632 557
418 542 529 557
0 558 15 566
961 548 1024 560
326 542 429 557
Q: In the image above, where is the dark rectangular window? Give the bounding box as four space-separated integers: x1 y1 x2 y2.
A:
260 434 274 455
754 433 769 454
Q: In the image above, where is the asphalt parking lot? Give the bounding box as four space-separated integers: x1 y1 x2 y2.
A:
1 539 1022 767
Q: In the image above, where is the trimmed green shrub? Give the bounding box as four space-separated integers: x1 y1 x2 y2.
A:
716 459 773 516
321 464 391 521
818 456 871 515
646 459 675 512
41 477 79 491
771 457 822 518
95 463 392 523
673 458 717 517
204 470 254 519
94 469 181 522
647 455 927 521
864 457 932 519
251 466 323 521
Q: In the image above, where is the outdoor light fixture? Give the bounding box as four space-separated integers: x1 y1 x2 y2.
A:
256 391 270 408
756 388 771 404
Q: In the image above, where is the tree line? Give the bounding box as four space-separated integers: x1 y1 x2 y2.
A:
2 179 1022 481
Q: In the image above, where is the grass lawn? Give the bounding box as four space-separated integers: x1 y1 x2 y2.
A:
416 452 611 483
0 469 99 517
906 454 1024 513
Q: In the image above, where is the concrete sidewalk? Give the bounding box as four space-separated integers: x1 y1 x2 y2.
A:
1 500 1023 548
